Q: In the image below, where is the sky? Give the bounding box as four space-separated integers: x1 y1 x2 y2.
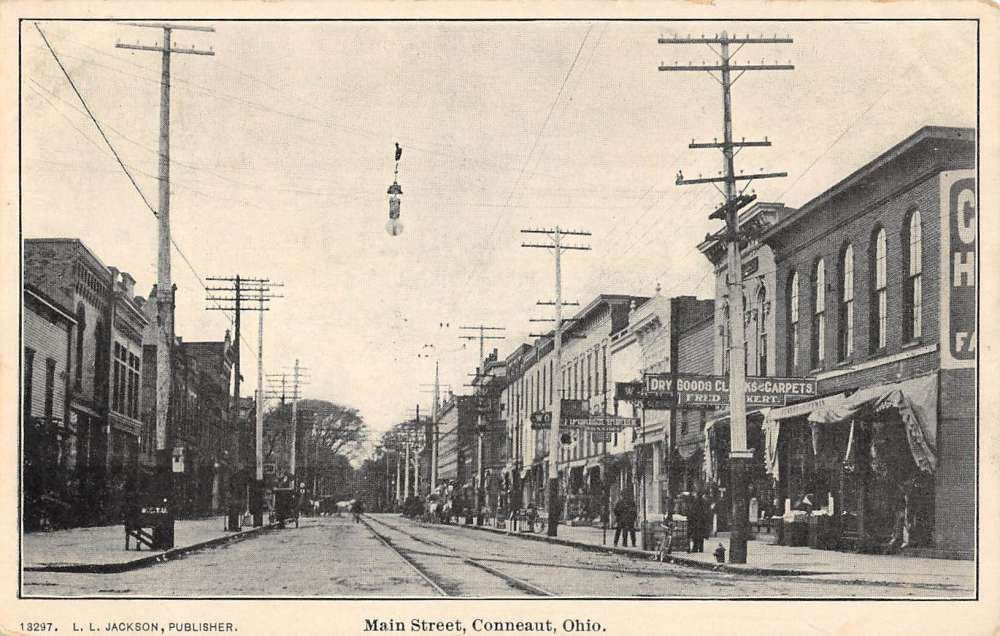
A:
20 19 977 449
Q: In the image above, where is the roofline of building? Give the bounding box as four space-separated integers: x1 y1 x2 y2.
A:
24 284 77 323
764 125 975 238
25 237 111 274
696 201 791 255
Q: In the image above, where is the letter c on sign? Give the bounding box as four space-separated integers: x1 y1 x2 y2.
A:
957 188 976 245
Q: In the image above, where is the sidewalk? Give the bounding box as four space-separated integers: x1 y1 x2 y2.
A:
23 517 272 573
461 519 975 589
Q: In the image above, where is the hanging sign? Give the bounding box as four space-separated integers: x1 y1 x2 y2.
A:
561 415 638 432
615 381 644 402
528 399 591 429
642 373 817 408
939 170 976 368
172 447 185 473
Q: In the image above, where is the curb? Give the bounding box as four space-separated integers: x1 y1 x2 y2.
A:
24 524 279 574
456 520 821 577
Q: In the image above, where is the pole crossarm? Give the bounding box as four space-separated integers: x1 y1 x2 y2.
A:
521 243 591 250
675 171 787 186
658 36 793 45
119 21 216 32
689 139 771 149
520 228 592 236
658 64 793 72
115 43 214 56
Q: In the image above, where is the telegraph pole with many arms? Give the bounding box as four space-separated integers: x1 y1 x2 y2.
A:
207 276 281 526
460 325 506 521
658 30 793 563
522 227 591 537
116 22 214 502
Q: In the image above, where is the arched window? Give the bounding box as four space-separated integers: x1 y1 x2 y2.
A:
903 210 923 341
812 259 826 367
757 286 768 376
870 228 887 352
787 272 800 373
742 293 750 375
75 302 85 390
839 244 854 360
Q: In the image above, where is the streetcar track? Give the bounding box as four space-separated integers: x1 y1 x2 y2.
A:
363 516 971 596
359 517 449 596
362 515 554 596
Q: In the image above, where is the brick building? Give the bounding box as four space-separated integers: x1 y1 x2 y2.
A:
622 292 714 521
760 126 975 557
140 286 235 516
469 350 508 512
24 239 148 525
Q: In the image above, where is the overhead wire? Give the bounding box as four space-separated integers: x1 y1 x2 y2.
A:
446 23 596 323
31 22 259 356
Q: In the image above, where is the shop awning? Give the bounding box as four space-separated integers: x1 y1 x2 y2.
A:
705 408 771 431
807 373 938 473
762 373 938 476
764 394 847 422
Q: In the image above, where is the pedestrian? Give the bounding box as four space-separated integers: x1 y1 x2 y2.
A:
691 493 708 553
613 494 637 547
658 513 675 561
351 497 364 523
687 493 703 553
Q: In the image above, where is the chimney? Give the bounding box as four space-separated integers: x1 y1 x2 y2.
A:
108 266 120 293
120 272 136 298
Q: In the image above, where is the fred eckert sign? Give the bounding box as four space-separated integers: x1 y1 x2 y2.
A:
642 373 817 408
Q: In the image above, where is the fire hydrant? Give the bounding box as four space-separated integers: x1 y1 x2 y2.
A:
713 543 726 563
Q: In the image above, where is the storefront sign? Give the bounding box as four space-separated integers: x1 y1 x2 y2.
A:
528 399 589 429
643 373 816 408
615 381 644 401
562 415 639 432
172 447 185 473
940 170 976 369
591 431 614 444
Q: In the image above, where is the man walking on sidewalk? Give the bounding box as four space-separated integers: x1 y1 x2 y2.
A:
613 495 637 548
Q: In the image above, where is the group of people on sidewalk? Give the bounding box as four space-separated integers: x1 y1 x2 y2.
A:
611 491 714 554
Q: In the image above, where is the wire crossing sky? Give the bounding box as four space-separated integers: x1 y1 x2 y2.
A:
21 20 976 446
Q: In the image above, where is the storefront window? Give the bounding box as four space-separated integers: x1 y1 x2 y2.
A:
757 286 768 375
839 243 854 360
812 258 826 367
904 210 923 341
788 271 800 372
870 227 887 352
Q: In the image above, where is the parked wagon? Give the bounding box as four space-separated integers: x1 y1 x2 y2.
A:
271 487 301 528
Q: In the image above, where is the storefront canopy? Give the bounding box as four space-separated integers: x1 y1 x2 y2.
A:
762 373 938 476
807 372 937 473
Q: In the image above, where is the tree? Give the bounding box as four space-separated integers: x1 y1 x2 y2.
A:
263 399 368 494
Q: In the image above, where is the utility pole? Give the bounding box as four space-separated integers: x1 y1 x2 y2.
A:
459 325 506 522
432 362 440 491
287 360 309 485
116 22 213 499
522 227 591 537
459 325 507 366
659 30 793 563
266 363 308 486
206 276 279 525
413 405 422 496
